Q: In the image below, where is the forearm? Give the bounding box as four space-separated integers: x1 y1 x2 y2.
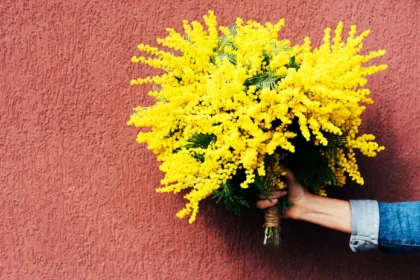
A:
296 193 352 234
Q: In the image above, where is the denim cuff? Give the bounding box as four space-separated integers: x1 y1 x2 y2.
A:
348 200 380 252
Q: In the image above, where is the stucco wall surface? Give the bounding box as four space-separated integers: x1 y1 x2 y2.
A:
1 0 419 279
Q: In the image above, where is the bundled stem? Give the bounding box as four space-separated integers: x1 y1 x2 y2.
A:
263 202 281 246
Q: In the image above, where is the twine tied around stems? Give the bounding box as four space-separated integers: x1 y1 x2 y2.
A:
264 204 280 227
263 203 281 246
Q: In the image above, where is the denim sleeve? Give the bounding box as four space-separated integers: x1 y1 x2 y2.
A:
348 200 380 252
378 202 420 254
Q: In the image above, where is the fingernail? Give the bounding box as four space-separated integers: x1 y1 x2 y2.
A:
272 198 278 203
282 191 288 196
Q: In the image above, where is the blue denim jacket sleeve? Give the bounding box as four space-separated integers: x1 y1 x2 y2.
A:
377 202 420 254
349 200 420 254
349 200 380 252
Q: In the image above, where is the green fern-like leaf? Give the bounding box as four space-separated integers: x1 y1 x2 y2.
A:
281 127 338 191
216 52 237 65
286 56 300 70
321 132 348 162
279 197 294 215
244 72 285 90
185 133 216 149
253 173 272 199
213 180 249 216
182 133 217 163
215 24 237 52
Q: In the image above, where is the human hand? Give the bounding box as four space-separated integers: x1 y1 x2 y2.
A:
256 165 308 220
257 165 352 232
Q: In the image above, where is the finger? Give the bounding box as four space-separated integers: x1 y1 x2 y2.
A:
258 190 287 200
256 198 279 210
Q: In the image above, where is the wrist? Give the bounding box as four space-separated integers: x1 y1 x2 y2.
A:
285 192 316 221
294 192 317 221
295 193 352 234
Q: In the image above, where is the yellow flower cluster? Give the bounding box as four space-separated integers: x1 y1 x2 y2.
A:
128 11 386 223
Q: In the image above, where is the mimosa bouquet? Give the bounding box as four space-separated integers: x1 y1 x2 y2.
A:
128 11 386 245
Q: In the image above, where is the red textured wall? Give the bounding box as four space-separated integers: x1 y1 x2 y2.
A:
1 0 419 279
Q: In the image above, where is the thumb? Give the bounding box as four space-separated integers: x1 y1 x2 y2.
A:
279 164 295 184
